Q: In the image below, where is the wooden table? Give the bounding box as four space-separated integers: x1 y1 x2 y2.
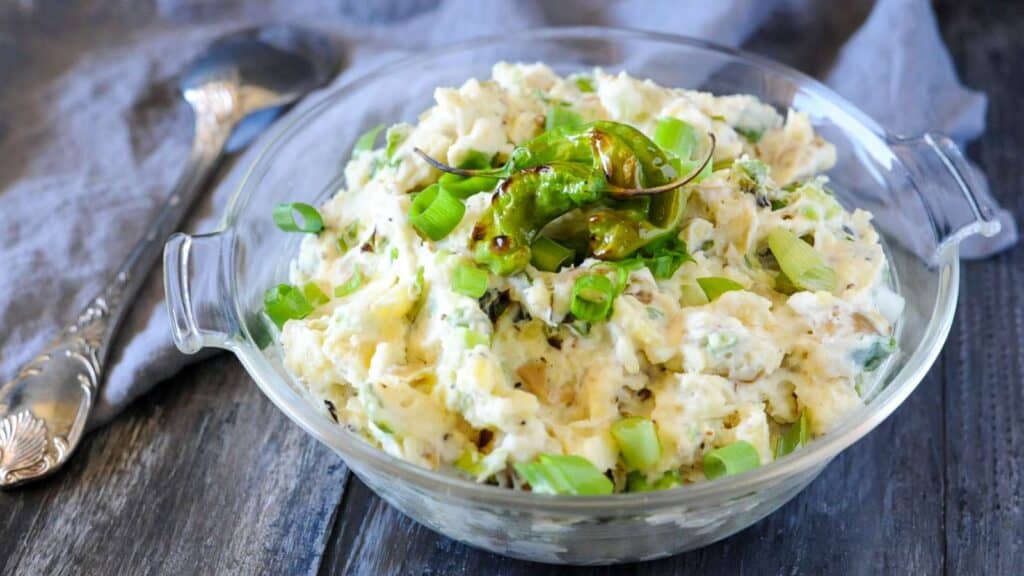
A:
2 2 1022 574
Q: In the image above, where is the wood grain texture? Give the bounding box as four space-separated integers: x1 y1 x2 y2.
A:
935 1 1024 575
0 356 349 576
2 2 1022 575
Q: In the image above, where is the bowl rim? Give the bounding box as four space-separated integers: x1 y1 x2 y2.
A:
220 26 960 511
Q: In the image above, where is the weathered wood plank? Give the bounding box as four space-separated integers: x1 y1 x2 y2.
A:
935 1 1024 575
0 356 349 576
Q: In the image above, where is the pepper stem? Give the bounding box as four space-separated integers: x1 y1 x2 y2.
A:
413 148 503 178
607 133 716 197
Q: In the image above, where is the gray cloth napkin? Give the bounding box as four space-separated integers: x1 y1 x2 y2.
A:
0 0 1016 428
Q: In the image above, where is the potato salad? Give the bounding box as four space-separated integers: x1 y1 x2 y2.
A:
265 63 903 495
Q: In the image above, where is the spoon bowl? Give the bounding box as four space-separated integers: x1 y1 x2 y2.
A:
0 25 340 489
181 26 342 148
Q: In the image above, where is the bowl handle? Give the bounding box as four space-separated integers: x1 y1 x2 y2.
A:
163 232 238 353
889 132 1002 263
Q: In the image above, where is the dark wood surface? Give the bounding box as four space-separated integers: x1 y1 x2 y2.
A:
2 2 1022 574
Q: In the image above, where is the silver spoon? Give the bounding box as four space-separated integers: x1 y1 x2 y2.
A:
0 26 340 488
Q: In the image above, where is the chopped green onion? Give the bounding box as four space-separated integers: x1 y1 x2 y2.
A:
335 267 364 298
612 259 645 293
611 417 661 471
384 125 407 161
452 263 489 298
353 123 385 155
766 228 837 292
674 155 714 183
546 105 583 131
438 151 498 198
454 447 483 476
461 328 490 349
703 441 761 480
409 184 465 241
773 270 799 295
706 331 738 353
408 266 427 320
570 274 616 322
572 75 595 93
654 117 698 160
680 283 710 307
413 266 425 294
619 237 692 281
648 254 680 279
697 276 744 301
337 222 360 254
514 454 613 495
264 284 314 329
627 469 681 492
273 202 324 233
569 320 590 337
775 411 810 458
852 337 897 371
530 236 574 272
734 127 764 143
302 282 328 306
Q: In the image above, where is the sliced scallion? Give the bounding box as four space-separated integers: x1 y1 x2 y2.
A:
409 184 465 241
611 417 661 471
273 202 324 233
264 284 314 329
648 253 681 279
766 228 837 292
452 263 489 298
697 276 744 301
514 454 613 496
302 282 328 307
703 441 761 480
384 125 407 161
735 126 764 143
461 328 490 349
335 266 364 298
775 411 810 458
353 123 385 155
654 117 698 160
454 447 483 476
626 469 681 492
530 236 574 272
572 75 595 93
570 274 616 322
680 283 710 307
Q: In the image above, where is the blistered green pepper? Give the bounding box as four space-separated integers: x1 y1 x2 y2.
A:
583 186 689 260
471 163 605 274
418 121 682 193
415 121 714 275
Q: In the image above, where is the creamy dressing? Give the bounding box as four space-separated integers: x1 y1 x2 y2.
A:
278 63 903 489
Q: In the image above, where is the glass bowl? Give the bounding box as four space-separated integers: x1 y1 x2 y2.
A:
162 28 1000 565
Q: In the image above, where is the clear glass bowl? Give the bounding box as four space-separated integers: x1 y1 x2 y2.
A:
162 28 1000 565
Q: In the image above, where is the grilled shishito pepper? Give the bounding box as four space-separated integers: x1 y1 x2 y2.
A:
584 186 689 260
414 120 714 275
471 163 605 275
417 121 683 192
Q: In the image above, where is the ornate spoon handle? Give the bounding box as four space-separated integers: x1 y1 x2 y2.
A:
0 100 234 488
